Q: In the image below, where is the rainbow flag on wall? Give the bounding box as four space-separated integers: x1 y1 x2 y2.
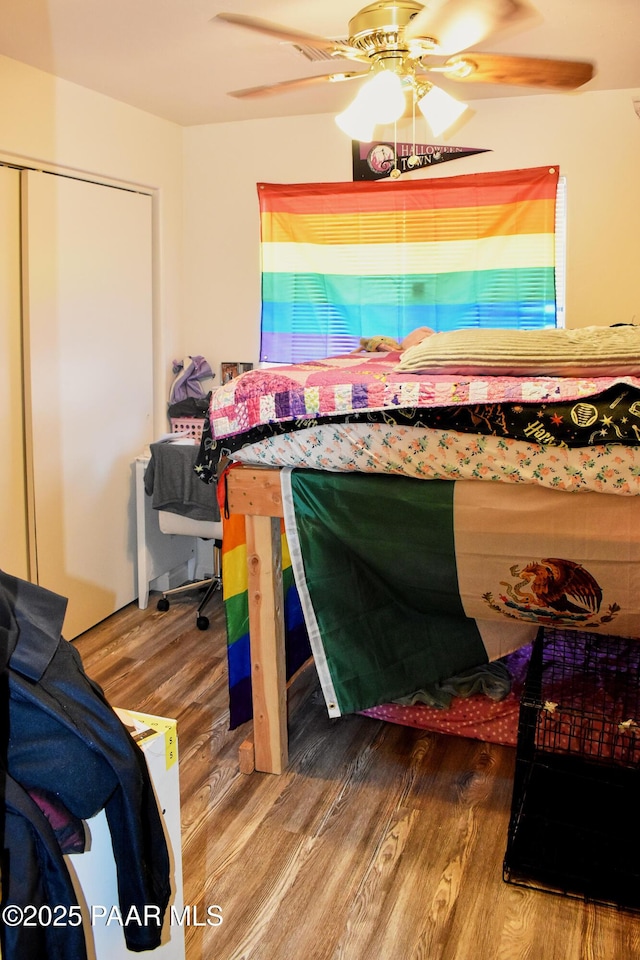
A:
258 165 559 363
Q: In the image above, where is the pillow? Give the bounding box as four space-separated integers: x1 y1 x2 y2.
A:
396 325 640 377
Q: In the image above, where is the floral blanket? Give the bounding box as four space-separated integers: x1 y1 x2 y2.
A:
232 423 640 497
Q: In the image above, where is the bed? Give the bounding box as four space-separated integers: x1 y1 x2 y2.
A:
196 325 640 773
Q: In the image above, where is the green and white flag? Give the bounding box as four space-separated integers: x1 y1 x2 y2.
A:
281 469 640 717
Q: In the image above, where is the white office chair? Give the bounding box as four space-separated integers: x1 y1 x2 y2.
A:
155 511 222 630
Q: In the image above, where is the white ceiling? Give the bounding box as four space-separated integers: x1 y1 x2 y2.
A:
0 0 639 127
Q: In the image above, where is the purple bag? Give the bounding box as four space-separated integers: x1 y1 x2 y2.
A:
169 355 214 403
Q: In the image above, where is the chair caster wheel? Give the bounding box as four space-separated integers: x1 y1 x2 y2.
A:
196 615 209 631
157 597 170 612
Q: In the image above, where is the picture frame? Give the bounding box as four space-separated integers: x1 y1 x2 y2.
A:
220 362 239 383
221 361 253 384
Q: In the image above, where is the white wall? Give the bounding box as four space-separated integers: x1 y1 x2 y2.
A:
182 87 640 373
0 54 184 432
181 114 352 373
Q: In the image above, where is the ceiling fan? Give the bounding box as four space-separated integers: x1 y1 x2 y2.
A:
214 1 595 139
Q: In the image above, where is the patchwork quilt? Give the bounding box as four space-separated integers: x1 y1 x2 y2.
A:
197 354 640 483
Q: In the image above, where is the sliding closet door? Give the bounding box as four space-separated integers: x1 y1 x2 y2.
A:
22 171 153 639
0 166 29 581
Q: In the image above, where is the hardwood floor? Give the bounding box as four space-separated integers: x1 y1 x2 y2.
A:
74 592 640 960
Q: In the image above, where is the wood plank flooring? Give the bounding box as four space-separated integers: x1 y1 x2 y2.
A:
73 592 640 960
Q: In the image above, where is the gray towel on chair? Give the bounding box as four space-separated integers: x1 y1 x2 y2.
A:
144 442 220 522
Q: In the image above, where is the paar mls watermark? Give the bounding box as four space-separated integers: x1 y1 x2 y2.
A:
2 903 223 928
91 904 224 928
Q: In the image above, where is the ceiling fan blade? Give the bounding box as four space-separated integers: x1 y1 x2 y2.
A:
443 52 595 89
227 72 366 100
213 13 362 61
405 0 535 55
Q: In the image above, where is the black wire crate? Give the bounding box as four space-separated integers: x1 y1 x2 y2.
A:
504 626 640 909
517 626 640 768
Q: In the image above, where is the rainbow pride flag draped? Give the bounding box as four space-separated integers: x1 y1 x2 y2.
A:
217 474 311 729
258 165 559 363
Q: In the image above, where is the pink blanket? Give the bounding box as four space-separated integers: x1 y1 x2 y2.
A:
210 352 640 441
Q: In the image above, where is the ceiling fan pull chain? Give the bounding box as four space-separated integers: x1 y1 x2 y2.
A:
408 94 420 169
390 119 401 178
412 96 417 156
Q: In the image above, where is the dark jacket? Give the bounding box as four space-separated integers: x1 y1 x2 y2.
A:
1 571 171 958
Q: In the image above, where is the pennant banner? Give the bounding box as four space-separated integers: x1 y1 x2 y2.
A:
352 141 491 180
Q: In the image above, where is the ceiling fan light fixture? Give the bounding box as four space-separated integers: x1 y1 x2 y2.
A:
335 68 406 139
372 69 407 122
335 101 377 141
357 69 407 123
416 83 468 137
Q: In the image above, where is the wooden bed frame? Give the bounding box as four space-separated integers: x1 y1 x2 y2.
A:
226 466 290 775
